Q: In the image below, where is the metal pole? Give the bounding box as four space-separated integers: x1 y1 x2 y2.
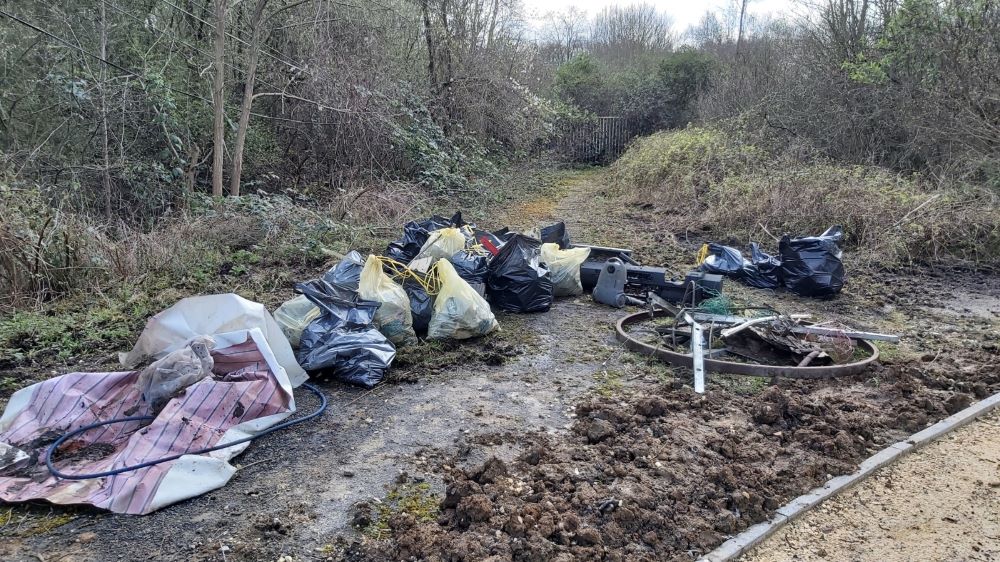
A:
684 312 706 393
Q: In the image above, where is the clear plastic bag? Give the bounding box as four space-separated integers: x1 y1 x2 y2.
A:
428 260 498 340
540 243 590 296
136 336 216 412
273 295 322 348
358 254 418 347
413 227 466 263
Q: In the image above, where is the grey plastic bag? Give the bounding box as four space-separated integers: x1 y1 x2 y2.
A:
322 250 365 290
295 278 395 388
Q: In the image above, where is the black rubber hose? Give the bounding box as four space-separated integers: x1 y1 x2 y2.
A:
45 382 326 480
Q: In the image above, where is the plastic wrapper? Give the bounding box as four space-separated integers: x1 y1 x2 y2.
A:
540 221 571 249
296 278 395 388
358 255 417 347
273 295 321 348
540 243 591 296
486 234 553 313
119 293 307 387
428 260 498 340
136 336 215 412
413 227 466 263
321 250 365 290
404 279 434 337
0 328 296 515
779 226 845 297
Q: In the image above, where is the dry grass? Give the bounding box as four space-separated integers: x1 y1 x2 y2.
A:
0 185 391 312
609 127 1000 266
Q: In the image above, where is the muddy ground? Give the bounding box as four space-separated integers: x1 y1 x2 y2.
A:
1 170 998 561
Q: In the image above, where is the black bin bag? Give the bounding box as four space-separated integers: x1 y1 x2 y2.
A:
403 279 434 338
295 278 396 388
384 214 457 264
451 250 489 285
741 243 781 289
486 234 553 313
321 250 364 290
779 226 845 297
540 221 571 249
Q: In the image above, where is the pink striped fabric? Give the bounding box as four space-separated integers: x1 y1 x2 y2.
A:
0 335 292 514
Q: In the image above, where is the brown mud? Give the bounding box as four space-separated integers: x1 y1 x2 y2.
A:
0 170 997 561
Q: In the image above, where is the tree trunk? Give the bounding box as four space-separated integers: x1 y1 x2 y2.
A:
211 0 228 197
421 0 437 96
736 0 748 56
99 0 112 220
437 0 454 128
229 0 269 197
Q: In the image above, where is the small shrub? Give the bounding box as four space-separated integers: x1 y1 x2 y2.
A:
611 126 1000 266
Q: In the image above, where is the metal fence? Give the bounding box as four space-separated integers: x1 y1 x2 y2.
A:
554 116 636 163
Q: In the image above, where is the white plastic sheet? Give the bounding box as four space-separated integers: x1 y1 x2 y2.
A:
120 293 307 387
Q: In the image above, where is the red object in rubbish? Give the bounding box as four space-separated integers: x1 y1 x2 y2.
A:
480 236 500 256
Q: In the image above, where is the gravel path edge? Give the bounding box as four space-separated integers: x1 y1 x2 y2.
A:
697 390 1000 561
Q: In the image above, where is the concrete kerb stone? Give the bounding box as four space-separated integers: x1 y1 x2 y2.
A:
701 515 789 562
906 392 1000 449
697 391 1000 562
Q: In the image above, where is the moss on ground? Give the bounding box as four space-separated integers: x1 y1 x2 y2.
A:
592 369 624 396
362 482 439 540
0 507 80 537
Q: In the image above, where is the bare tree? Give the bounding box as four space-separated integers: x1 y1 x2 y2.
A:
98 0 112 219
590 3 673 61
542 7 588 63
736 0 751 54
229 0 269 197
211 0 228 198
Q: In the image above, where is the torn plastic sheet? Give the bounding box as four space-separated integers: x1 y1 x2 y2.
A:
0 328 295 515
119 293 307 387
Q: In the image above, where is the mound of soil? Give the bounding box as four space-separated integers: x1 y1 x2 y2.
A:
354 364 969 562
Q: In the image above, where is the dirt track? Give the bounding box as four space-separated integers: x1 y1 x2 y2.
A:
743 409 1000 562
1 170 998 561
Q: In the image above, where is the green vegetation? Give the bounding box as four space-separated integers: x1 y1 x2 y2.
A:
713 375 770 396
0 507 79 537
593 369 624 396
552 49 716 133
363 482 439 540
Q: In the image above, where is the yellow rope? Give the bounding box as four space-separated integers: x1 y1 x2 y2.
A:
373 255 442 295
696 243 710 265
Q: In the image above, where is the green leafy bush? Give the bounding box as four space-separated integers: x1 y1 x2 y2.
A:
392 98 500 193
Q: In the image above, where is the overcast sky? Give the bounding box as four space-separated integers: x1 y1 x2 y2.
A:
521 0 799 34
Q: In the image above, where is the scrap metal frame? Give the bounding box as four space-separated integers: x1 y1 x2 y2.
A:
615 308 880 380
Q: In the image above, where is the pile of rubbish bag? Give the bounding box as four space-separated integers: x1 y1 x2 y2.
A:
698 226 846 297
272 215 590 389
